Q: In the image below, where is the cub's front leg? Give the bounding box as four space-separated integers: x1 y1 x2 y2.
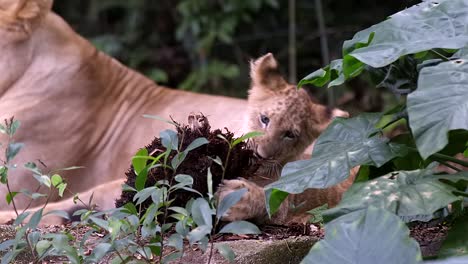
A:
216 178 288 223
216 178 267 222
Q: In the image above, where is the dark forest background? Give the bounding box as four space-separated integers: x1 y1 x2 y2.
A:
52 0 419 112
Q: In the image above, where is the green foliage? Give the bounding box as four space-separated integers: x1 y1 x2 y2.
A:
176 0 278 91
302 207 422 264
438 213 468 258
266 113 404 196
323 169 467 223
0 121 260 263
265 0 468 262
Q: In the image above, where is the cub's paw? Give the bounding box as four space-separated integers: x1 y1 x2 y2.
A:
187 112 210 133
215 178 266 222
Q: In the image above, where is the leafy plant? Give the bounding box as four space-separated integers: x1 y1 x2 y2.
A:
0 118 78 263
264 0 468 262
0 122 261 263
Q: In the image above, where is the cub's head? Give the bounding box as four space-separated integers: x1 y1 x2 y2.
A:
247 53 348 165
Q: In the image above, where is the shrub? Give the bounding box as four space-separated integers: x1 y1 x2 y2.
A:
266 0 468 262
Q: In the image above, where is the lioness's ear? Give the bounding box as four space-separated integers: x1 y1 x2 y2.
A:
250 53 287 92
0 0 52 35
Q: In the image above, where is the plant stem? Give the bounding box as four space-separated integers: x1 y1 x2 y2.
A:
207 218 219 264
407 147 468 168
435 159 462 172
221 147 232 182
431 152 468 168
430 49 450 61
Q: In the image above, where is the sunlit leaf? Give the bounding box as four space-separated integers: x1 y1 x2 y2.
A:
6 142 23 162
266 114 403 195
324 169 463 222
438 214 468 258
408 55 468 159
302 207 421 264
216 188 247 219
219 221 261 235
191 198 213 227
231 131 263 147
132 148 148 175
216 244 236 263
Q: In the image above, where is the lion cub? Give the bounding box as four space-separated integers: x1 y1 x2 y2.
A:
216 53 354 224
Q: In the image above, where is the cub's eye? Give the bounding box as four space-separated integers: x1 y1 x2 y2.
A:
284 130 297 140
260 115 270 125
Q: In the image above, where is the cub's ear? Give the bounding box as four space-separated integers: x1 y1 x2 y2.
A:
0 0 53 35
249 53 288 93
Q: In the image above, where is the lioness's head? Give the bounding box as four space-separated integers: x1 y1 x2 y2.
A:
247 53 348 165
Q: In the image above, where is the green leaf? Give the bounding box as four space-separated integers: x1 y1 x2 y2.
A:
123 203 138 215
34 175 51 188
266 113 401 194
184 137 209 152
162 252 183 263
207 167 214 197
216 188 247 219
191 198 213 227
8 120 20 136
438 214 468 258
187 225 211 245
57 183 67 197
0 166 8 184
215 244 236 263
231 131 263 147
265 188 289 216
299 59 345 88
90 216 110 230
50 174 63 187
55 166 84 172
142 114 178 126
174 174 193 185
160 129 178 150
35 240 52 257
13 212 30 225
6 142 23 162
169 206 189 216
135 164 149 191
307 203 329 224
86 243 112 262
6 192 18 205
132 148 148 175
219 221 261 235
343 1 468 69
133 186 157 205
171 152 187 170
425 256 468 264
302 207 422 264
323 169 462 222
407 56 468 159
167 233 184 251
27 209 43 230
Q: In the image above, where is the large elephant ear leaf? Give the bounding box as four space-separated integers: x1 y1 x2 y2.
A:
266 113 403 194
302 0 468 87
323 169 466 222
344 0 468 69
302 207 422 264
408 55 468 159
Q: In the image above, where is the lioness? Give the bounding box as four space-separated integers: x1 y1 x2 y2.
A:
0 0 247 210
